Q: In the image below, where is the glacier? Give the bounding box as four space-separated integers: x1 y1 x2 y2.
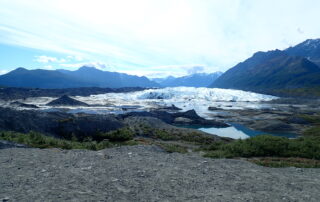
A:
75 87 277 117
3 87 278 117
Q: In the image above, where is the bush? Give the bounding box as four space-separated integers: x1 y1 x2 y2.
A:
303 126 320 136
203 135 320 160
153 129 177 141
299 114 320 124
0 131 117 150
96 127 134 142
224 135 289 157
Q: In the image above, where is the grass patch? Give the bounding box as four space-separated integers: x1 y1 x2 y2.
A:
0 131 138 150
95 127 135 142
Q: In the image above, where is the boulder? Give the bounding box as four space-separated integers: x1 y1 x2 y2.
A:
123 109 229 128
173 117 193 124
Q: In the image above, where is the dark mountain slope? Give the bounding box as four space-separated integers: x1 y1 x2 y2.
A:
59 66 160 88
0 68 94 88
0 67 159 89
210 50 320 94
285 39 320 66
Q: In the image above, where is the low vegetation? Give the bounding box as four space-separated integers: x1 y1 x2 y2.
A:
2 125 320 168
249 157 320 168
95 127 135 141
0 131 137 150
202 135 320 159
299 114 320 124
303 126 320 136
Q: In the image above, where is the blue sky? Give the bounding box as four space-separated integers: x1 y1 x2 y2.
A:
1 0 320 77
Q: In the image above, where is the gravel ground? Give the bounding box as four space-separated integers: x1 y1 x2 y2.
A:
1 145 320 201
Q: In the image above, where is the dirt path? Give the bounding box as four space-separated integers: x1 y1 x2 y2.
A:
1 145 320 201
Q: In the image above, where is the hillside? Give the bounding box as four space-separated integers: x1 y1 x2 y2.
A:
286 39 320 66
59 66 160 88
0 68 94 88
210 39 320 97
0 67 159 89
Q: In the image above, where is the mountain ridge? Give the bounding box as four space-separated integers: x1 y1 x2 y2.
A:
210 38 320 96
0 66 160 89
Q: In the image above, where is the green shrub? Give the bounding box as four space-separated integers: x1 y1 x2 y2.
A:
153 129 176 141
299 114 320 124
203 135 320 160
96 127 134 142
0 131 116 150
303 126 320 136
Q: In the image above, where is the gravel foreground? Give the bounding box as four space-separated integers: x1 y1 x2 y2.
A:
1 145 320 202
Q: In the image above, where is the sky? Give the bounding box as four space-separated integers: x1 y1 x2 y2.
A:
1 0 320 78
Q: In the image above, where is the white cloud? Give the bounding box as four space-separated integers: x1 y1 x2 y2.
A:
35 55 67 63
61 62 114 70
43 65 54 70
0 70 9 75
35 56 59 63
186 66 205 74
67 55 84 61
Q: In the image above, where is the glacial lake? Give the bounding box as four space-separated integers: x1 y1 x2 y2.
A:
180 123 298 139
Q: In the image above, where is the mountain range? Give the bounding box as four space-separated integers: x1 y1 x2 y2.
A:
0 67 160 89
210 39 320 96
1 38 320 95
0 66 223 89
152 72 222 87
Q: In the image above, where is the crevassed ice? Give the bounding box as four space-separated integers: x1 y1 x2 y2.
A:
135 87 276 102
78 87 277 116
8 87 278 117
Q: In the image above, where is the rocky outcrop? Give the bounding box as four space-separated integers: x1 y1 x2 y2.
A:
46 95 89 106
122 109 229 128
0 107 123 140
0 107 223 142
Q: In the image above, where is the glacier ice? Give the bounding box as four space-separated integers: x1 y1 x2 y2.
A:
2 87 278 117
